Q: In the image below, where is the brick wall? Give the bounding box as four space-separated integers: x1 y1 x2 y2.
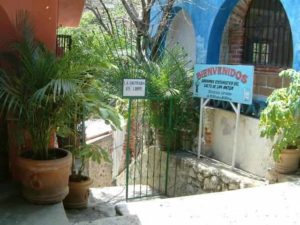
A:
220 0 290 97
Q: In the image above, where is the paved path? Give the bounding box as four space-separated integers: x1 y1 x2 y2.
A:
125 182 300 225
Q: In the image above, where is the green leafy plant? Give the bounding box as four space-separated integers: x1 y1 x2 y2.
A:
56 43 121 181
259 69 300 160
0 15 80 160
144 48 197 150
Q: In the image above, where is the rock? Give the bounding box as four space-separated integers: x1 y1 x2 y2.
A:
191 179 201 188
197 163 207 172
93 203 116 217
203 176 220 191
196 189 206 195
186 184 195 194
220 175 231 184
203 170 211 178
188 168 197 178
221 183 228 191
228 183 240 190
209 167 220 176
197 173 204 182
115 204 130 216
202 167 219 177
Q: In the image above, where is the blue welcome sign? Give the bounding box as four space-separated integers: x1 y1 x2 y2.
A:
193 64 254 105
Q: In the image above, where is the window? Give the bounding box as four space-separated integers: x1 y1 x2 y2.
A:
243 0 293 67
56 34 72 57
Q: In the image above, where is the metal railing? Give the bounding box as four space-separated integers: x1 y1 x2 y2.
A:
206 98 267 119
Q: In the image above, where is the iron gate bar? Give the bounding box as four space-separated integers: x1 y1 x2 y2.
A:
125 97 174 201
139 100 146 197
165 98 173 196
125 99 132 201
133 99 139 198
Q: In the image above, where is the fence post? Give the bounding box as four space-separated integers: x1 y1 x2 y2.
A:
125 99 132 201
165 98 173 196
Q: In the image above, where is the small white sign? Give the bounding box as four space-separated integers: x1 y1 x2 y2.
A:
123 79 146 97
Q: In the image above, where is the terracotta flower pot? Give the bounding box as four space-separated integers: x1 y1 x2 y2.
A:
17 148 72 204
275 149 300 174
63 176 93 209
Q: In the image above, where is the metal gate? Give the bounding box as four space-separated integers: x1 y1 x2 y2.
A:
125 98 174 201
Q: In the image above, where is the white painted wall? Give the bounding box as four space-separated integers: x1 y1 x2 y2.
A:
210 109 273 177
112 125 126 178
166 10 196 67
165 10 273 178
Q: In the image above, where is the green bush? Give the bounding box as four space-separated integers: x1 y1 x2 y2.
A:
259 69 300 160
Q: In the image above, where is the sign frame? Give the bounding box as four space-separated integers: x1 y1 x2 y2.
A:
122 78 147 98
193 64 254 105
193 64 254 169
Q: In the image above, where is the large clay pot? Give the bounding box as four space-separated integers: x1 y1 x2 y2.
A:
275 149 300 174
17 148 72 204
63 177 93 209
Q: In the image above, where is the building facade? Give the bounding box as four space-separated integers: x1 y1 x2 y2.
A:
0 0 85 52
151 0 300 177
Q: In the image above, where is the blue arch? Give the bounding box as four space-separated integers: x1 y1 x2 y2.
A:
149 3 197 59
207 0 300 70
206 0 239 64
151 0 300 70
280 0 300 70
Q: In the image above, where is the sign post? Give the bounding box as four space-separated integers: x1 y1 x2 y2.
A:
193 64 254 168
197 98 210 159
122 78 146 200
123 79 146 98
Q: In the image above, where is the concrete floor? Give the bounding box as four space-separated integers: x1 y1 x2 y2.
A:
125 182 300 225
2 182 300 225
0 195 70 225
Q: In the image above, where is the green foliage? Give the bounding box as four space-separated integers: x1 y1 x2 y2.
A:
59 12 127 112
60 11 198 152
259 69 300 160
0 26 78 159
56 28 122 178
68 142 110 180
0 14 122 163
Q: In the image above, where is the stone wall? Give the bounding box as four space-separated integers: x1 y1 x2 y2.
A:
87 133 114 187
116 147 265 197
171 154 266 196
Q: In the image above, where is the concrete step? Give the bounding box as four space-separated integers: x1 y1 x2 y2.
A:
75 215 141 225
124 182 300 225
0 184 70 225
0 181 21 201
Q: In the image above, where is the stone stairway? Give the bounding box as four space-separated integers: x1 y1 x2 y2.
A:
70 181 300 225
4 181 300 225
73 215 141 225
0 183 142 225
65 186 149 225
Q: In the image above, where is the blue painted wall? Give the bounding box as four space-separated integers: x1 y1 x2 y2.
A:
151 0 300 70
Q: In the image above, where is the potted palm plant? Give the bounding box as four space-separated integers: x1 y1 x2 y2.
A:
60 132 111 209
59 72 121 209
144 48 195 151
0 15 80 204
260 69 300 174
51 29 122 207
